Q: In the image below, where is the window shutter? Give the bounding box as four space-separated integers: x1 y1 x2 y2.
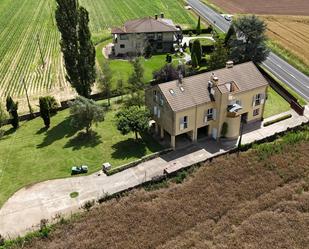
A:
204 114 208 123
154 106 157 115
252 95 256 107
260 93 265 104
213 109 217 120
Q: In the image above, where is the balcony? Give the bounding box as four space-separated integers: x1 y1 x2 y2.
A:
227 103 242 118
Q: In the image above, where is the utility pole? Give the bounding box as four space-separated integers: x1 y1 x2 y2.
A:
21 78 34 118
36 34 45 69
237 115 246 156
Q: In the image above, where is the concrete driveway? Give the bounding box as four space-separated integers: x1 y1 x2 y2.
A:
0 139 232 238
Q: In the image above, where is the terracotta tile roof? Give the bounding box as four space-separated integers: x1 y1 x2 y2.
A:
158 62 269 112
111 17 179 34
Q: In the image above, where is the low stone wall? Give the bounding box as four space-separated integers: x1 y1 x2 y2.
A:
105 148 173 175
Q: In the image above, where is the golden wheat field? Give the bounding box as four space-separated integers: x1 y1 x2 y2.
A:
262 15 309 66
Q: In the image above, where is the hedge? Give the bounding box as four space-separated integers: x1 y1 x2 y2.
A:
263 114 292 127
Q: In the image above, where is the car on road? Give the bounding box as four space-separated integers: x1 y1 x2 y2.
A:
224 15 232 22
71 165 88 175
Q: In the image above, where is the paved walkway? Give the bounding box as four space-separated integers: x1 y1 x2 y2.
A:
0 109 308 237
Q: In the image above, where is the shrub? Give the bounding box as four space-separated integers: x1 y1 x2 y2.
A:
263 114 292 127
0 234 4 246
82 200 95 211
70 192 79 198
6 96 19 129
221 122 228 137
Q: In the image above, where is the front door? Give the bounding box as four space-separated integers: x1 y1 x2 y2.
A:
211 128 217 139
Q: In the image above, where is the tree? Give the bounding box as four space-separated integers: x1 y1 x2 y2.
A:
45 96 59 115
6 96 19 129
0 103 8 138
77 7 96 97
224 24 235 46
191 52 198 68
128 57 144 91
39 97 51 128
191 39 202 65
98 62 113 106
69 96 105 134
116 78 125 101
228 15 269 63
208 38 229 70
196 16 201 35
116 106 150 140
153 64 179 84
55 0 96 97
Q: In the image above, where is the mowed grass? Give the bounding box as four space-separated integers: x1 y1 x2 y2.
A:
96 40 187 87
0 0 196 99
0 99 162 207
264 87 290 118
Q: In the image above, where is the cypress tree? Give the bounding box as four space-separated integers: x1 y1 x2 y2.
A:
55 0 96 98
6 96 19 129
196 16 201 35
191 39 202 65
77 7 96 97
39 97 51 128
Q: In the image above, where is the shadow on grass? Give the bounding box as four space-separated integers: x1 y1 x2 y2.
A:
36 127 48 135
111 138 147 159
37 117 79 148
4 127 16 136
64 131 102 150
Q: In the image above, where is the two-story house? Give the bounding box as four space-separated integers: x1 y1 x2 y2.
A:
145 61 269 149
111 14 182 56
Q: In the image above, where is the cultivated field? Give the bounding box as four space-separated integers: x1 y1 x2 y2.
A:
0 0 196 105
208 0 309 15
10 129 309 249
262 15 309 67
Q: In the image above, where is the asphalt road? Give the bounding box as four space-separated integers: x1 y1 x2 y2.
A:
187 0 309 101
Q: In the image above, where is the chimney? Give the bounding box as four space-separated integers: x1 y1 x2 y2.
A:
226 60 234 69
210 73 219 85
161 13 164 18
155 14 158 19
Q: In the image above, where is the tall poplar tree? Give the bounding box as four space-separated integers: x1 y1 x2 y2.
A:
55 0 96 97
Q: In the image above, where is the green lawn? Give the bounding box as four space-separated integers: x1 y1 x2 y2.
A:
264 87 291 118
0 99 162 207
96 39 187 88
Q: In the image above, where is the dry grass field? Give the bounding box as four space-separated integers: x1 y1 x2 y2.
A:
262 15 309 67
10 134 309 249
208 0 309 15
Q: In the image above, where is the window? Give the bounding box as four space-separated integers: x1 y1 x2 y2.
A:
154 106 158 115
147 33 155 39
236 100 242 106
180 116 188 130
120 44 125 48
153 90 157 101
253 109 259 116
159 93 164 106
169 89 175 96
156 42 163 49
157 33 163 40
119 34 128 40
254 94 261 106
157 108 161 118
207 108 214 120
